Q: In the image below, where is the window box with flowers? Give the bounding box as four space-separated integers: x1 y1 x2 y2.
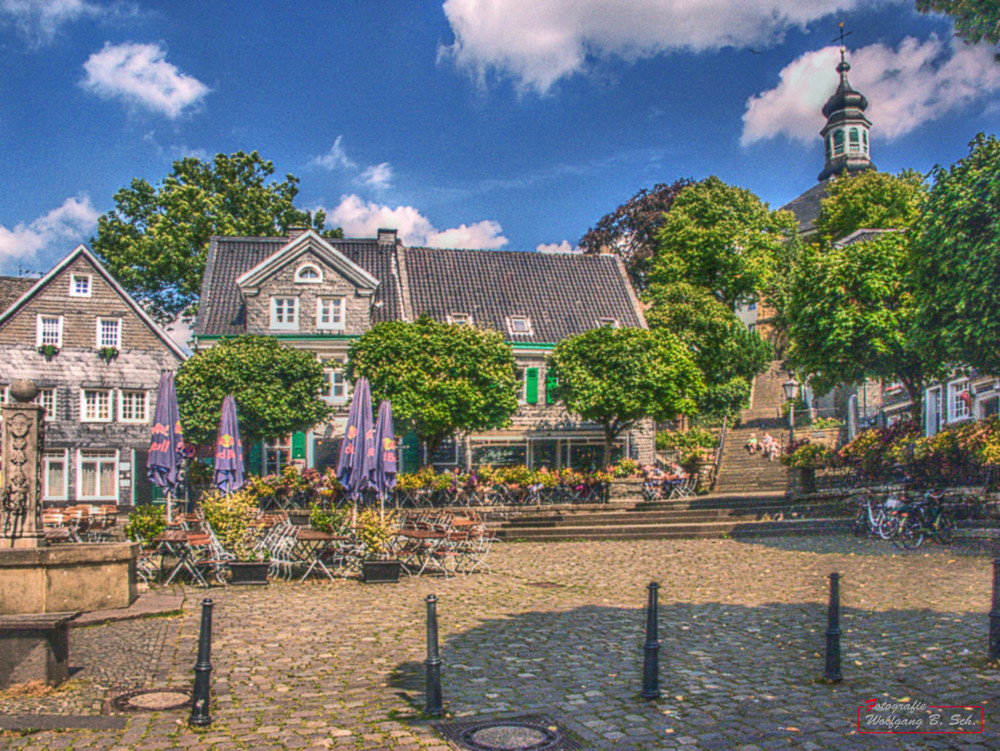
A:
37 344 59 360
97 346 119 362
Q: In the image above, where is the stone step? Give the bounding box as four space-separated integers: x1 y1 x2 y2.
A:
501 503 846 527
496 518 852 541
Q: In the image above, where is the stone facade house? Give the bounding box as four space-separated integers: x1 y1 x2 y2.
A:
192 228 653 473
0 245 187 507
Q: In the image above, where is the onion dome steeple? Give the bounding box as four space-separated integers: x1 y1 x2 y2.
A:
818 48 875 182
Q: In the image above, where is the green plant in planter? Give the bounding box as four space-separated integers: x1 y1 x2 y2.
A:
309 502 351 535
97 346 119 362
201 489 263 561
613 458 639 477
37 344 59 359
395 472 424 492
124 504 166 549
781 442 832 469
356 508 399 560
501 465 531 487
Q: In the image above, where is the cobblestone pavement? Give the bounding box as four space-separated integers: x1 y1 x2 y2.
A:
1 534 998 750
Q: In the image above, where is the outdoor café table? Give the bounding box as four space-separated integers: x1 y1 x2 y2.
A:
293 529 350 581
154 530 209 587
44 526 73 543
393 528 449 577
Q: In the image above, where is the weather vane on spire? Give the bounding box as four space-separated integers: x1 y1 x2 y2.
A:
832 20 853 63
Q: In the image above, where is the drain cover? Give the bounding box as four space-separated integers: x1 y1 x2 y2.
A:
436 715 581 751
111 688 192 713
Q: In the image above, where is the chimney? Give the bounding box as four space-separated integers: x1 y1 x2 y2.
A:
377 228 398 246
287 226 309 241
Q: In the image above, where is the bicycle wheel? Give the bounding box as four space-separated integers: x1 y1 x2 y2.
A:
935 513 955 544
877 513 899 540
900 517 923 549
852 507 868 537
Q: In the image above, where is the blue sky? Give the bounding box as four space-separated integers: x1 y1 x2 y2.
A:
2 0 999 275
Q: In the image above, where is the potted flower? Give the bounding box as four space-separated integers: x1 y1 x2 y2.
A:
356 508 401 583
37 343 59 360
201 489 269 584
97 345 118 362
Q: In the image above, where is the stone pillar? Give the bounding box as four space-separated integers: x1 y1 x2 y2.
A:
1 380 46 549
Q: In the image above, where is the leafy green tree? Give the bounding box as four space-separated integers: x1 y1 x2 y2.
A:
347 316 519 461
92 151 339 324
646 283 771 418
916 1 1000 59
912 133 1000 373
649 177 797 309
176 335 331 447
813 169 927 243
787 232 938 421
578 179 694 288
547 326 704 465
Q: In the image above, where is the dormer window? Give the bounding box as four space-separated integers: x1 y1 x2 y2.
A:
295 264 322 283
270 297 299 330
70 274 91 297
507 316 533 336
448 313 472 326
598 318 620 329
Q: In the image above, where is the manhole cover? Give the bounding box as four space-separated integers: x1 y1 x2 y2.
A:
111 688 192 713
436 715 581 751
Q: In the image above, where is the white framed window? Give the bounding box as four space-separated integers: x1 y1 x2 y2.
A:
43 450 68 501
948 379 971 422
118 389 149 423
448 313 472 326
507 316 533 336
270 297 299 330
34 388 56 421
0 384 8 404
295 264 323 283
77 449 118 502
36 315 62 347
264 435 291 475
321 360 349 403
96 317 121 348
597 317 620 328
80 389 113 422
316 297 345 330
69 274 91 297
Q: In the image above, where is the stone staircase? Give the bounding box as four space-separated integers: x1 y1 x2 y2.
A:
493 493 850 542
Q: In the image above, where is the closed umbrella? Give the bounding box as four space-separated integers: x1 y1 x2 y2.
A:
336 377 376 526
148 371 184 523
214 395 245 494
373 400 398 520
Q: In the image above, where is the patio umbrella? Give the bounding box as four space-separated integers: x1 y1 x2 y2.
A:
214 395 245 494
148 371 184 524
373 399 398 520
336 377 376 526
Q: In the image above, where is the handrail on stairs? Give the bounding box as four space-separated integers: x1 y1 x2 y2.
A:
711 415 727 492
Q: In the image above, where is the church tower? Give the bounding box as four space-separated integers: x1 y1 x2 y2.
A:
818 49 875 181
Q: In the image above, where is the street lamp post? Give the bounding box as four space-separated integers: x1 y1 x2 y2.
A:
783 374 801 445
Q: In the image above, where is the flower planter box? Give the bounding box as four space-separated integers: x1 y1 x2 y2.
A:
228 561 270 586
362 560 401 583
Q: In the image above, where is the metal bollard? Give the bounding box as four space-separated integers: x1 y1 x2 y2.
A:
425 594 443 717
824 573 842 683
990 559 1000 661
641 582 661 699
188 598 214 727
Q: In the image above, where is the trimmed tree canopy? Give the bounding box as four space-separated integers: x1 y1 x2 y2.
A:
916 1 1000 58
912 133 1000 373
176 335 332 447
814 169 927 243
347 316 519 459
547 326 704 465
92 151 338 324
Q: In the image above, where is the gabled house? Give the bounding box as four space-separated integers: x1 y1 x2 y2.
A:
0 245 187 507
193 228 652 472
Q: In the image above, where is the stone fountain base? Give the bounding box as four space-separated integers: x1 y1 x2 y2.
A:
0 542 138 616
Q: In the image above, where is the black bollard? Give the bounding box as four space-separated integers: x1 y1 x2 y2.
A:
990 559 1000 661
425 594 443 717
824 573 842 683
641 582 661 699
188 598 214 727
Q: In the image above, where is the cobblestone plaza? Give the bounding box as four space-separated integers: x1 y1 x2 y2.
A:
2 535 998 750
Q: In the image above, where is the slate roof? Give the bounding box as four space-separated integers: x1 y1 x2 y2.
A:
833 228 900 248
0 276 39 314
195 235 645 343
780 181 829 235
403 247 643 343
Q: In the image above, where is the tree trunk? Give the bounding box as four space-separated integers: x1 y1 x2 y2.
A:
901 377 924 426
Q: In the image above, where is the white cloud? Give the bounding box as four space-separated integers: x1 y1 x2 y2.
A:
359 162 393 190
1 0 100 44
440 0 882 93
310 135 357 171
81 42 210 118
536 240 581 254
741 37 1000 146
327 194 508 249
0 196 99 264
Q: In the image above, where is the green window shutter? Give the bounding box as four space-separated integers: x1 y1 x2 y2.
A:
525 367 539 404
401 430 420 473
248 441 262 476
546 372 558 404
292 431 307 460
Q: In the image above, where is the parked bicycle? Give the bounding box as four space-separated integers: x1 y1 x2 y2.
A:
851 492 901 540
897 489 955 549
